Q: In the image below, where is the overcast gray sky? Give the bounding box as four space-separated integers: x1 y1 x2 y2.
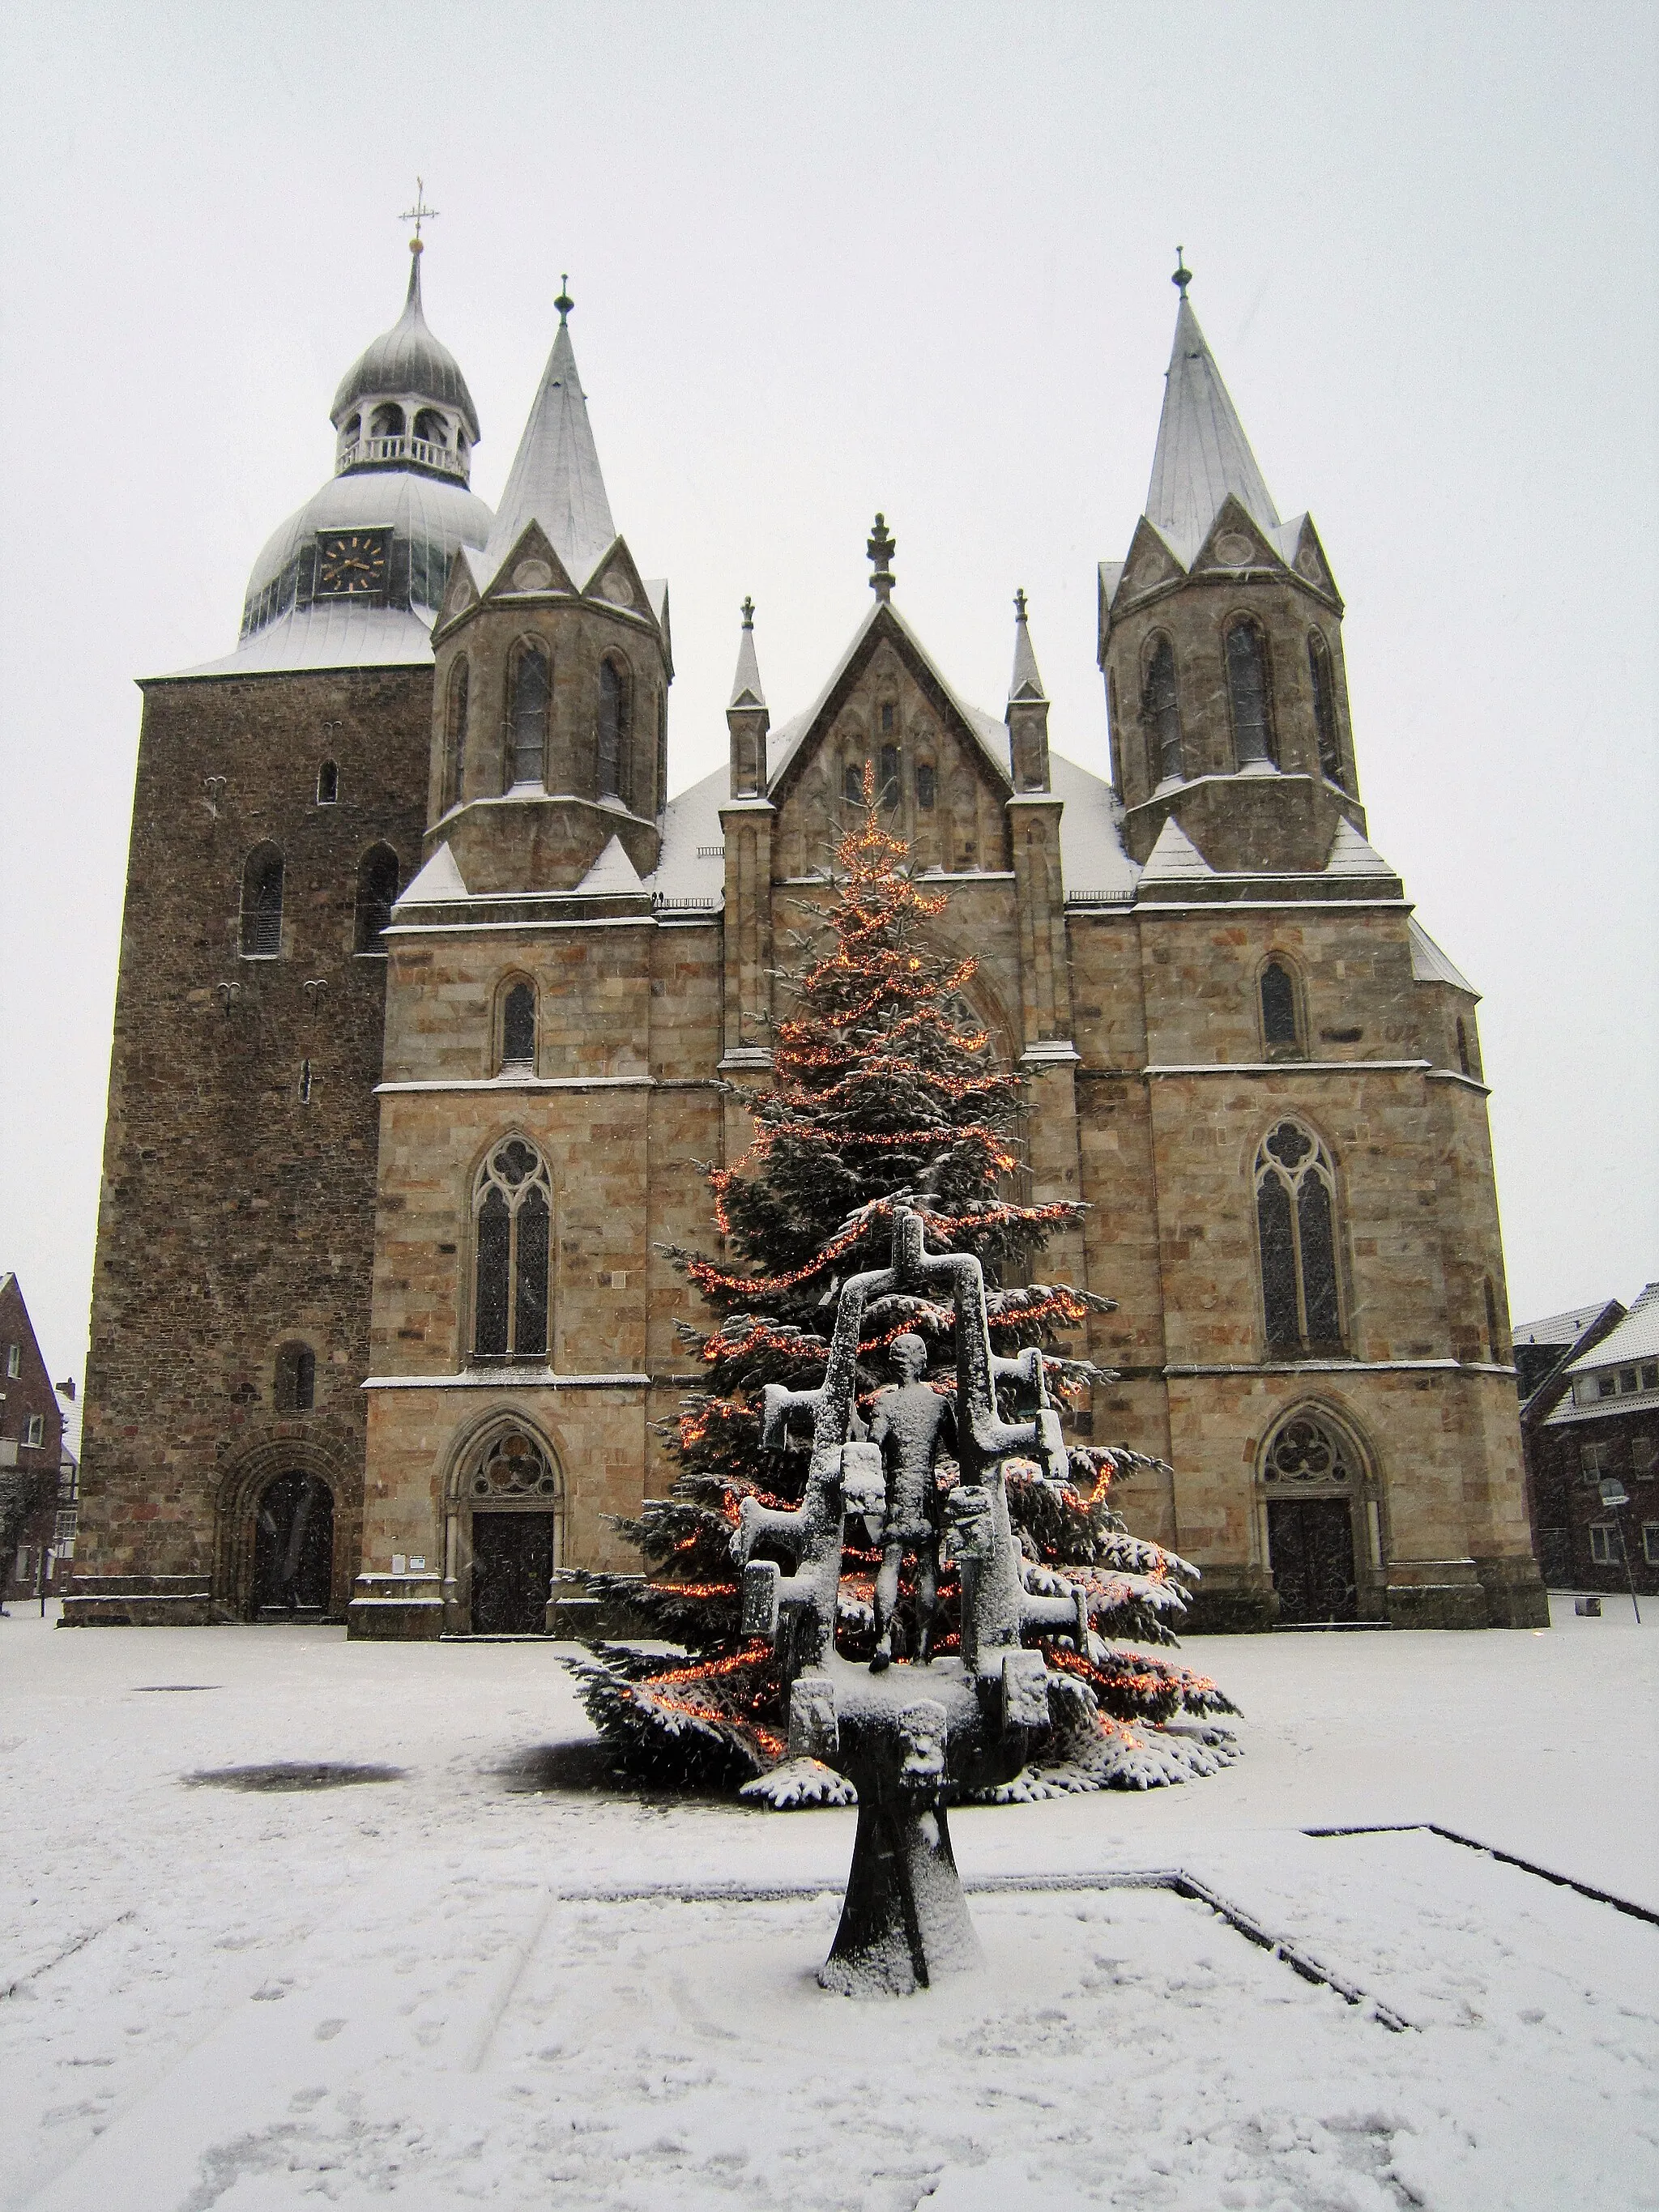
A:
2 0 1656 1389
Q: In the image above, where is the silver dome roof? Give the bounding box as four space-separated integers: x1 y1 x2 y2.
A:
331 245 480 443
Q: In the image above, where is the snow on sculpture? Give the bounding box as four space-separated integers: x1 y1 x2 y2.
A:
736 1204 1107 1995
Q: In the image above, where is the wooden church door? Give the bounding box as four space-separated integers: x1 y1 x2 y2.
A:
470 1512 557 1634
1267 1497 1358 1623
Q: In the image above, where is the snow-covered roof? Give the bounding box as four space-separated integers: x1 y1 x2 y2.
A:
1140 815 1214 882
1407 917 1478 995
480 311 617 591
1513 1300 1614 1350
174 604 439 680
331 245 480 442
1145 295 1282 569
1324 817 1393 876
729 618 766 710
644 761 726 906
395 842 468 906
1564 1285 1659 1374
1009 603 1046 702
577 834 646 895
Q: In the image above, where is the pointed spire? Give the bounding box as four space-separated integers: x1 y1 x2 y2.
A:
482 283 618 588
729 595 766 710
1008 586 1046 703
1145 258 1280 566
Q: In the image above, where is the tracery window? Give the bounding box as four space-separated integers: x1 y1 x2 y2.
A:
446 658 470 808
509 645 550 789
471 1430 560 1501
915 761 936 810
1260 959 1302 1055
1255 1119 1342 1355
1143 636 1183 784
472 1136 552 1362
241 843 284 958
354 843 399 953
275 1341 316 1413
843 761 866 805
1226 619 1276 766
1261 1409 1359 1486
501 980 536 1071
1308 631 1341 783
598 658 629 802
880 743 901 808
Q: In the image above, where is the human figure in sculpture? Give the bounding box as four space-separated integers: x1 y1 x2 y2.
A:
866 1332 953 1670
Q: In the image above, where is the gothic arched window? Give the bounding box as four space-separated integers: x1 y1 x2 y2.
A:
915 761 936 810
446 657 470 809
316 760 339 805
1260 959 1303 1055
354 844 399 953
598 658 630 803
843 760 866 805
1226 619 1276 766
241 844 284 958
1255 1120 1343 1356
880 744 901 808
1143 636 1183 784
500 980 536 1071
1307 631 1341 783
472 1137 552 1362
655 691 668 819
509 645 550 790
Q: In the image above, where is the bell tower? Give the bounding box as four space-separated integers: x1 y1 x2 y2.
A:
1099 255 1366 872
426 283 672 895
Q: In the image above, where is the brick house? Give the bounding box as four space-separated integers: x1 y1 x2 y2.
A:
1520 1285 1659 1596
1 1275 67 1605
67 245 1546 1636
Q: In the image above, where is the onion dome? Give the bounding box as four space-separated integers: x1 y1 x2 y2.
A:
330 241 481 484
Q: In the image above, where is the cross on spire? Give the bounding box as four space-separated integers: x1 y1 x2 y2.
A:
400 177 439 251
867 512 896 602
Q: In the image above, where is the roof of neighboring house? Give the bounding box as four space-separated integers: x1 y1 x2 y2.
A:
1564 1284 1659 1374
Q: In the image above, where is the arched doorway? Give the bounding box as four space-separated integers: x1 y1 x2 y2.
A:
458 1428 563 1634
252 1472 335 1617
1259 1405 1383 1624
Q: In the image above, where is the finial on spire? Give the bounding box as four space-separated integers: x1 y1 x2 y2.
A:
741 595 755 629
400 177 439 254
555 274 574 323
1014 586 1028 623
867 512 896 603
1172 245 1192 296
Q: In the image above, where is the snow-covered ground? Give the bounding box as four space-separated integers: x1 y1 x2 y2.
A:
2 1599 1654 2211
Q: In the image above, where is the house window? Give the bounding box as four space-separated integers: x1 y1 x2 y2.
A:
1580 1441 1613 1483
241 844 284 957
1260 961 1301 1054
1589 1524 1622 1566
25 1415 45 1447
501 981 536 1070
275 1343 316 1413
1621 1368 1640 1394
1644 1525 1659 1566
446 658 470 808
5 1345 18 1378
1597 1376 1618 1399
1255 1120 1342 1355
354 844 399 953
510 646 550 789
1644 1366 1659 1393
915 762 936 810
880 744 900 808
317 761 339 805
472 1137 552 1362
598 658 629 802
1143 636 1183 783
1226 620 1276 765
1631 1432 1657 1477
1308 631 1341 782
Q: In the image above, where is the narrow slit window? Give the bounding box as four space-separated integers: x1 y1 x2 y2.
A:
598 660 627 801
1260 961 1301 1053
1143 637 1183 783
1483 1276 1501 1358
316 761 339 805
354 844 399 953
1455 1016 1471 1077
510 646 550 789
501 982 536 1069
446 658 470 808
1308 632 1341 782
241 844 284 958
275 1342 316 1413
1226 621 1275 765
915 762 936 810
880 744 900 808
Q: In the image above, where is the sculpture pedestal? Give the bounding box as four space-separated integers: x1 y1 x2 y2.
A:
820 1789 982 1997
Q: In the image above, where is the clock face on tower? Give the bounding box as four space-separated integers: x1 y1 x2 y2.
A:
315 530 390 597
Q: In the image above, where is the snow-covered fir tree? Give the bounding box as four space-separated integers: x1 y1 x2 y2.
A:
573 795 1235 1797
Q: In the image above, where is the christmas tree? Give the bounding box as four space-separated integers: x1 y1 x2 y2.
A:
572 794 1235 1799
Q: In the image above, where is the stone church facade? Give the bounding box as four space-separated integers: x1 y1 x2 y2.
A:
67 243 1547 1636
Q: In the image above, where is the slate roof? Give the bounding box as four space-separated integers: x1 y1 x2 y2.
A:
1407 917 1478 995
481 311 618 590
331 247 480 441
1145 296 1282 568
1564 1285 1659 1374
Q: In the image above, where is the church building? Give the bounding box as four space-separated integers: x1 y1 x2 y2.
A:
66 237 1547 1635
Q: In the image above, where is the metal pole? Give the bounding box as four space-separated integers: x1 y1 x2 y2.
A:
1617 1509 1642 1626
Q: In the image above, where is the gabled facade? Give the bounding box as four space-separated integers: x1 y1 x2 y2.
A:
1521 1285 1659 1594
68 249 1546 1637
